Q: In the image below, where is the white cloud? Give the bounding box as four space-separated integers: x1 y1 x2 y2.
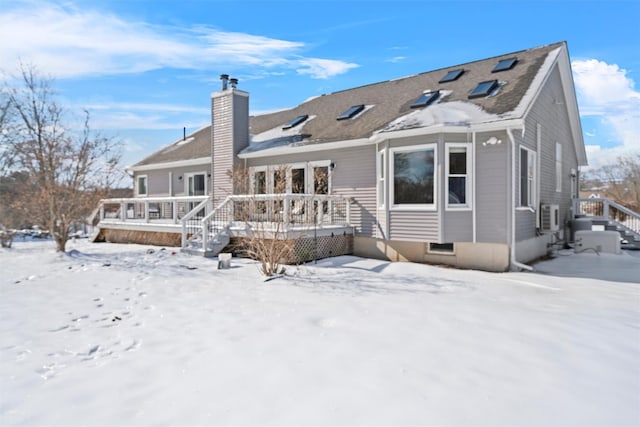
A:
0 3 357 80
295 58 359 79
386 56 406 63
572 59 640 169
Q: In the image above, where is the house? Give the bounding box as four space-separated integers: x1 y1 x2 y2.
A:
99 41 591 271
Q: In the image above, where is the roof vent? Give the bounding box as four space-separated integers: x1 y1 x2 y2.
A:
229 77 238 88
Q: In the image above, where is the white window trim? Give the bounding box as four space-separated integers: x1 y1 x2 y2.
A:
137 175 148 197
519 146 537 209
389 143 437 211
288 162 307 193
309 160 333 195
445 143 472 211
250 166 268 194
249 162 333 195
555 142 562 193
184 171 208 196
427 242 456 255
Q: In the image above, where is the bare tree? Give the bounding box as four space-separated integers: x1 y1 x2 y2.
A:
583 153 640 212
1 64 122 251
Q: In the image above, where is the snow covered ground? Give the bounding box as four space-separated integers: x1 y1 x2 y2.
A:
1 239 639 426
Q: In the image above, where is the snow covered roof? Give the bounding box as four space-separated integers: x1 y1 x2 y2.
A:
134 41 578 165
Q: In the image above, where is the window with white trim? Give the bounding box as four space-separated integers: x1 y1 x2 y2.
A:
555 142 562 192
390 144 436 208
137 175 148 196
520 147 536 208
446 144 471 209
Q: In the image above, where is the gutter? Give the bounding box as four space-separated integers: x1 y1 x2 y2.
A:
506 128 534 272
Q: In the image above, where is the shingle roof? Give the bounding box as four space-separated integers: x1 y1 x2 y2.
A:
133 41 565 167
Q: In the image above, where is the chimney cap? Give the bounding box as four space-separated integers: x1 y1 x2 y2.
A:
229 77 238 88
220 74 229 80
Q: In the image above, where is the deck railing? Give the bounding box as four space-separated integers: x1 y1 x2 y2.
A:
183 194 352 252
93 196 210 225
573 197 640 237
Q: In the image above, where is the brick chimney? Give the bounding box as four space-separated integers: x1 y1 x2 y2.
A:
211 75 249 204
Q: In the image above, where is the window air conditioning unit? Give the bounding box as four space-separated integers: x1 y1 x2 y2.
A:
541 204 560 232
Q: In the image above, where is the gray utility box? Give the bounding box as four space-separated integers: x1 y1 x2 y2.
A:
575 230 621 254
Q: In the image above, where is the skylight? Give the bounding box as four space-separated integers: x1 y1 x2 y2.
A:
439 69 464 83
410 90 440 108
337 104 365 120
492 57 518 72
468 80 499 98
282 115 309 130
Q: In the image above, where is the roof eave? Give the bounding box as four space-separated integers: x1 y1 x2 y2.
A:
126 156 211 173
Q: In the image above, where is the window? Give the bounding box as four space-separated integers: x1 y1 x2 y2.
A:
446 144 471 209
282 115 309 130
555 142 562 192
520 147 537 207
428 242 455 254
337 105 365 120
185 173 206 196
439 69 464 83
291 167 306 194
469 80 499 98
492 57 518 72
137 175 147 196
254 170 266 194
390 145 436 208
411 91 440 108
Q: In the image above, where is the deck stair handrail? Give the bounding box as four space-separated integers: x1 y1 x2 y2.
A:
574 197 640 243
181 193 352 254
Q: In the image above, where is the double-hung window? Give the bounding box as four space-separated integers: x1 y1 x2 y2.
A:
390 144 436 209
446 144 471 209
520 147 537 208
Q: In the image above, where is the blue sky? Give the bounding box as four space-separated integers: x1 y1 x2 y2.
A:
2 0 639 170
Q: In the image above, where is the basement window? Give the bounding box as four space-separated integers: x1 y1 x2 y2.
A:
468 80 499 98
428 242 455 254
492 57 518 72
282 115 309 130
337 104 365 120
439 69 465 83
410 90 440 108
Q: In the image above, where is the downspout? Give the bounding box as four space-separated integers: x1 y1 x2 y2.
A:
507 128 534 271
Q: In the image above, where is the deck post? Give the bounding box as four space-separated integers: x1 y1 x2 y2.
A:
121 201 126 222
172 202 177 224
201 218 208 254
346 198 351 225
603 199 610 220
144 201 150 223
283 194 290 231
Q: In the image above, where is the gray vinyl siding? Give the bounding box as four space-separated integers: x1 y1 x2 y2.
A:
389 211 439 241
475 132 509 243
516 64 579 240
210 90 250 205
246 145 377 237
134 164 212 197
443 211 472 242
